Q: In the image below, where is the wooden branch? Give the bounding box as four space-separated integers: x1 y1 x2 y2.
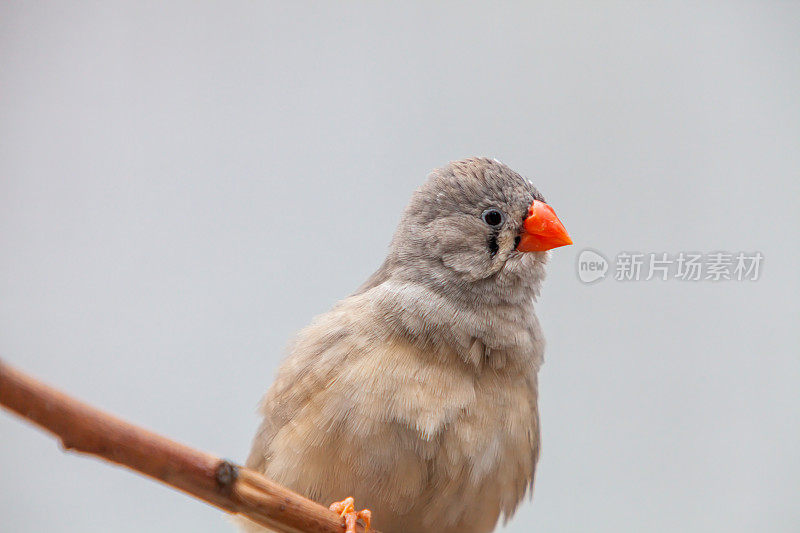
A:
0 359 365 533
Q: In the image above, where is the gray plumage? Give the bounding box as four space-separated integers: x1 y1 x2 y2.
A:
244 158 551 533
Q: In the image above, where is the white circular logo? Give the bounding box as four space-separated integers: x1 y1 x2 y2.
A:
577 249 609 284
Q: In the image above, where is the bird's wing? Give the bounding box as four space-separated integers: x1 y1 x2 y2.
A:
245 293 475 519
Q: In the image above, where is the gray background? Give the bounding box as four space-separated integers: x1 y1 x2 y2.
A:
1 2 798 532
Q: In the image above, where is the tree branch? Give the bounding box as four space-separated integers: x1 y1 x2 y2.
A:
0 359 365 533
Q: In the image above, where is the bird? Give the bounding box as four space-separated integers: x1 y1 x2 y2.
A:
243 157 571 533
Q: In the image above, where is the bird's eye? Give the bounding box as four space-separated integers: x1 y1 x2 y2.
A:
481 209 505 227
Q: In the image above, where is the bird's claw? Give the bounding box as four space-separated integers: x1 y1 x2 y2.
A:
329 496 371 533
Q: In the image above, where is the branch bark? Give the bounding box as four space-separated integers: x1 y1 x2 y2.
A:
0 359 364 533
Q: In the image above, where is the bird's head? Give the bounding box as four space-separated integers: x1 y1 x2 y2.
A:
389 158 571 290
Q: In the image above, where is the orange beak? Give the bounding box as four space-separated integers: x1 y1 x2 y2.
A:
516 200 573 252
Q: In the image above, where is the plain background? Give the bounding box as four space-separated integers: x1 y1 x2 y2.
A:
1 2 798 532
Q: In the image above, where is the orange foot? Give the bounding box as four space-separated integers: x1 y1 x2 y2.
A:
329 496 371 533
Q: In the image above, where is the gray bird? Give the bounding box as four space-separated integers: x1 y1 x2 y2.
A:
244 157 571 533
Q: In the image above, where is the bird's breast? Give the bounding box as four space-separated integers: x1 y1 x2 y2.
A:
374 339 541 532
